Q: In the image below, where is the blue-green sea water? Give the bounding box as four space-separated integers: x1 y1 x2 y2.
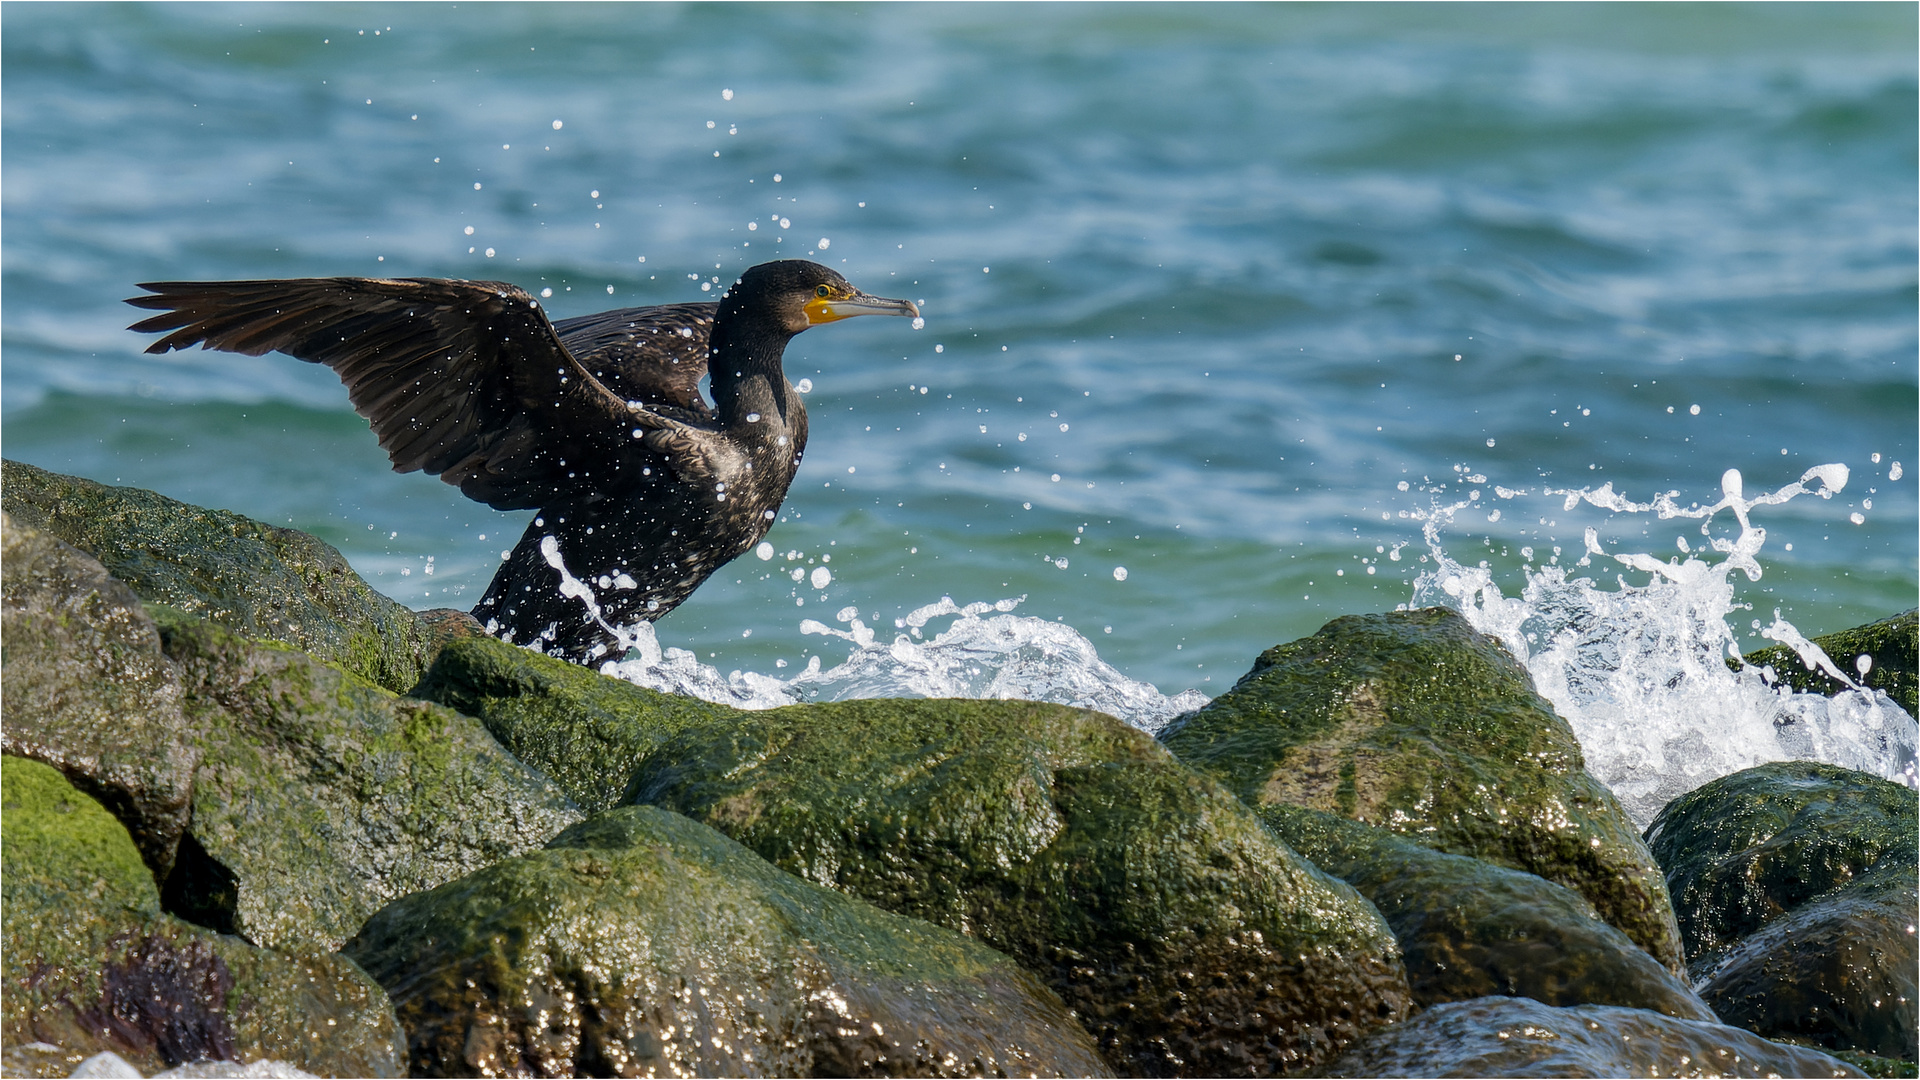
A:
5 3 1914 701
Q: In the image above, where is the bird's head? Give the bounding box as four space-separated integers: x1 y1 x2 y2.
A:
720 260 919 336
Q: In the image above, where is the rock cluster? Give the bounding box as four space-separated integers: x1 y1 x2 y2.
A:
3 459 1910 1078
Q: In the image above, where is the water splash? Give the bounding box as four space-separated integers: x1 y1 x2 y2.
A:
529 536 1205 729
790 597 1209 730
1404 465 1917 826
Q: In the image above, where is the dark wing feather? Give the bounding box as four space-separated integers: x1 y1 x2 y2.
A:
126 277 654 510
552 302 719 418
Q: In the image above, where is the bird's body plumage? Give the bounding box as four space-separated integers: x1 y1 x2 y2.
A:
127 261 914 661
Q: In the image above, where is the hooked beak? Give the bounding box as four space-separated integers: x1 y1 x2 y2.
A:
804 291 920 326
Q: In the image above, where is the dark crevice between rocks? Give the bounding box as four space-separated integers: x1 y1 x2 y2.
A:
159 832 243 940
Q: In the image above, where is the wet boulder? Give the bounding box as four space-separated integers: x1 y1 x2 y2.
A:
1264 803 1714 1020
1741 610 1917 718
1 512 198 879
1315 995 1864 1078
344 804 1111 1079
155 611 582 952
627 697 1411 1077
0 459 461 695
1158 607 1685 973
1646 761 1918 1061
1 756 405 1078
410 635 735 813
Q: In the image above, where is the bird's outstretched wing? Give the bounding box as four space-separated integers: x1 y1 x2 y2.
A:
127 277 707 509
552 302 719 418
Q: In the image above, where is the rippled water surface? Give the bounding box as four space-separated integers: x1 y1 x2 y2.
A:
4 3 1913 698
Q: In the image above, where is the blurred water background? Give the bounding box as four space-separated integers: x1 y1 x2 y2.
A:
4 2 1914 701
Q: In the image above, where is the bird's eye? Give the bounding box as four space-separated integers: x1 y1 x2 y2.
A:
815 285 831 298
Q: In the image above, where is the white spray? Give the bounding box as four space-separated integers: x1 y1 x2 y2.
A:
531 539 1205 730
1405 464 1916 825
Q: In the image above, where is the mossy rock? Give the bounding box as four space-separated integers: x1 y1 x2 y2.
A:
1 512 198 880
1314 996 1865 1078
409 635 736 813
1 756 405 1078
344 804 1112 1078
1822 1047 1920 1079
154 610 582 951
1646 761 1918 1060
1159 608 1684 973
1740 610 1917 718
627 697 1410 1077
1263 803 1713 1021
1 459 470 695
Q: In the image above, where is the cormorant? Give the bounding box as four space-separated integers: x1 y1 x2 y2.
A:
127 259 919 662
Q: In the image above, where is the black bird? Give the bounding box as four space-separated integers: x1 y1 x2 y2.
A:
128 260 919 661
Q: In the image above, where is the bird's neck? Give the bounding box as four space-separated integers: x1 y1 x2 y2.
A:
708 321 801 432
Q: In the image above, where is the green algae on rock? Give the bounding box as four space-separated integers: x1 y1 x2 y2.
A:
1646 761 1918 1061
1263 803 1714 1021
344 804 1112 1079
1739 610 1917 718
155 610 582 952
627 697 1410 1077
1313 995 1865 1078
1158 607 1684 973
1 512 198 880
1 459 448 695
410 635 737 813
1 756 406 1078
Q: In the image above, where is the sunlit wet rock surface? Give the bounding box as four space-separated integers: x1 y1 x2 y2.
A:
1647 761 1919 1062
628 697 1410 1076
1159 607 1685 972
1 460 450 696
411 635 736 813
343 804 1111 1079
1264 803 1713 1021
154 611 581 952
0 756 405 1079
2 513 199 880
1313 995 1865 1078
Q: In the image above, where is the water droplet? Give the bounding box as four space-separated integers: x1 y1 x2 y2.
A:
1112 566 1128 581
755 542 774 560
795 379 813 393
